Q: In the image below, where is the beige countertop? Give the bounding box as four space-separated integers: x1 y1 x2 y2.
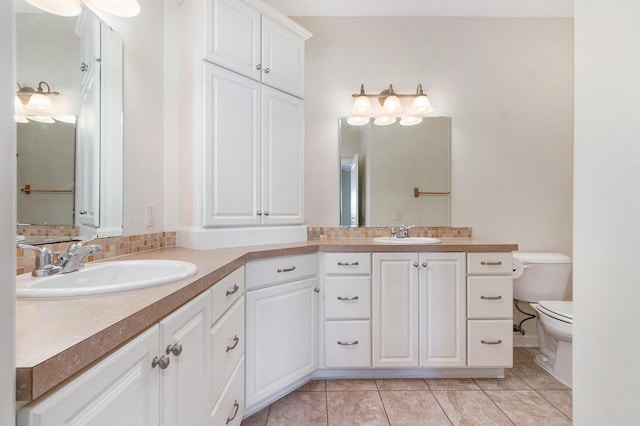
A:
16 238 517 402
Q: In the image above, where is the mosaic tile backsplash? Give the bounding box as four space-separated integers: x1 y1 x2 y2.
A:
307 226 472 240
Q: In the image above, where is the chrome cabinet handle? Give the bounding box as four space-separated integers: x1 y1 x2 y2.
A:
226 400 240 424
337 340 359 346
422 262 428 268
480 295 503 300
337 296 359 301
264 210 270 216
481 339 503 345
226 335 240 353
264 67 270 74
255 64 262 70
226 284 240 296
79 209 87 215
277 266 296 273
166 343 182 356
314 287 320 293
151 355 170 369
337 261 359 266
480 261 503 266
256 210 262 216
413 262 419 268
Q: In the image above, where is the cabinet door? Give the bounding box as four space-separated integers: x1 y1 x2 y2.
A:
246 277 317 408
204 0 261 81
261 16 305 97
419 253 467 367
261 87 304 224
17 327 159 426
372 253 419 367
204 63 262 226
159 291 211 426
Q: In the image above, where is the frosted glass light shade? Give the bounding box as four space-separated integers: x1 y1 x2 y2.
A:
373 115 396 126
399 115 423 126
15 96 29 123
27 115 55 124
24 0 82 17
26 93 55 114
82 0 141 17
410 94 434 115
351 96 373 116
382 95 402 114
347 116 370 126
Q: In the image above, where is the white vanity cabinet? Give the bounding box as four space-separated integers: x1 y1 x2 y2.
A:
372 252 466 368
466 253 514 367
245 254 318 411
204 0 309 97
203 63 304 227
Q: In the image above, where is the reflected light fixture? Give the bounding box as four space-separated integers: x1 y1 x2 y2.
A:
348 83 434 126
24 0 141 17
16 82 59 123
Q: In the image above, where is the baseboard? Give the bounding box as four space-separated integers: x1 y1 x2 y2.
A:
176 225 307 250
513 333 539 347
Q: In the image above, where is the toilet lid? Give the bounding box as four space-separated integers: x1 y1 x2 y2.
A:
538 301 573 322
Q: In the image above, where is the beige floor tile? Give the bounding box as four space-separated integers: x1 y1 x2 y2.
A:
511 363 570 390
326 378 378 391
486 390 572 425
266 391 327 425
296 380 327 392
327 390 389 425
513 347 537 364
375 378 429 391
425 378 480 391
379 390 450 425
432 390 513 426
473 369 531 390
242 406 269 426
538 389 573 419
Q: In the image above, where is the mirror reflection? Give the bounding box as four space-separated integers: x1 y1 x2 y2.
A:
16 1 124 237
339 117 451 227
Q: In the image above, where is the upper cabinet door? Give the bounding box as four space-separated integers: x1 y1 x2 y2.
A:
205 0 261 81
261 16 305 97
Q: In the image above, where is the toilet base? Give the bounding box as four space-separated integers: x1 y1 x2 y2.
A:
533 340 572 388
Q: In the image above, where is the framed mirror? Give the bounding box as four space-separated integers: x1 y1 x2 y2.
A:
339 117 451 227
16 1 123 237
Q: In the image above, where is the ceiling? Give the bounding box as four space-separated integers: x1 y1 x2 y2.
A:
261 0 573 18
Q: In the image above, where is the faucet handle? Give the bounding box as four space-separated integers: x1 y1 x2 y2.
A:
17 244 58 276
387 226 397 238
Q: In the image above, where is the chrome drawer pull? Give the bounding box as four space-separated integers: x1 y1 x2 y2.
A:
480 261 503 266
481 339 503 345
480 295 503 300
151 355 170 369
277 266 296 273
226 335 240 353
337 340 359 346
337 261 360 266
166 343 183 356
226 400 240 424
337 296 359 301
226 284 240 296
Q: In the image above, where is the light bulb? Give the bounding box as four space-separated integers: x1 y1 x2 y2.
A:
373 115 396 126
24 0 82 17
351 96 373 116
347 116 370 126
410 94 434 115
399 115 423 126
382 95 402 114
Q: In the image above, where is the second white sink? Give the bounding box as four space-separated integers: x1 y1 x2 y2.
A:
374 237 442 244
17 259 198 298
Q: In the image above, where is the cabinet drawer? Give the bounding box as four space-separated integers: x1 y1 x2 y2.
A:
467 253 513 275
325 321 371 368
211 266 244 323
324 253 371 275
325 276 371 320
246 254 317 290
211 297 244 405
209 356 245 426
467 276 513 319
467 320 513 367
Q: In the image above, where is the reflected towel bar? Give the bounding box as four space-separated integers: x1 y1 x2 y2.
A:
414 187 450 197
20 184 73 195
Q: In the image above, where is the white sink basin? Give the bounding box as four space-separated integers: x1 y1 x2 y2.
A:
374 237 442 244
16 260 198 298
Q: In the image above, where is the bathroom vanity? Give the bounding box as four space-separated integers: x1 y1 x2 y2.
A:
15 238 517 424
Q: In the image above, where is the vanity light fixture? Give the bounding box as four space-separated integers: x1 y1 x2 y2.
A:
24 0 141 17
16 82 59 123
349 83 434 126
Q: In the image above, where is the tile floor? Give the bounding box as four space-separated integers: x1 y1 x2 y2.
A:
241 347 572 425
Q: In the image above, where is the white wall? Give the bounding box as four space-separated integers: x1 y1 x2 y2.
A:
0 0 16 422
574 0 640 423
297 16 574 256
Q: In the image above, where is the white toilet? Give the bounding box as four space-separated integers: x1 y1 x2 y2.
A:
512 252 573 387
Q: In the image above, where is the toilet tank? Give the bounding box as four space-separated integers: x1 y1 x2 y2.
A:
512 252 572 302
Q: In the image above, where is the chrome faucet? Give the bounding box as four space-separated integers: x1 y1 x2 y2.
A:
18 239 103 277
17 244 61 277
398 225 415 238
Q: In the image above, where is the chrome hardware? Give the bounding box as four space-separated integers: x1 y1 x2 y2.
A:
226 284 240 296
264 67 270 74
277 266 296 273
80 62 88 72
387 226 397 238
314 287 320 293
337 296 359 301
264 211 270 216
480 261 503 266
337 340 359 346
413 262 419 268
166 343 183 356
151 355 170 369
57 240 103 274
481 339 503 345
78 209 87 215
399 224 415 237
17 244 61 277
481 295 503 300
422 262 428 268
256 210 262 216
337 261 360 266
226 335 240 353
226 400 240 424
255 64 262 70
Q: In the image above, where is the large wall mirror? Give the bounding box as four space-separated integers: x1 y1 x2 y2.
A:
16 1 123 237
339 117 451 227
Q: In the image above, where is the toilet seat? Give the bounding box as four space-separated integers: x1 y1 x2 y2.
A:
538 301 573 324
